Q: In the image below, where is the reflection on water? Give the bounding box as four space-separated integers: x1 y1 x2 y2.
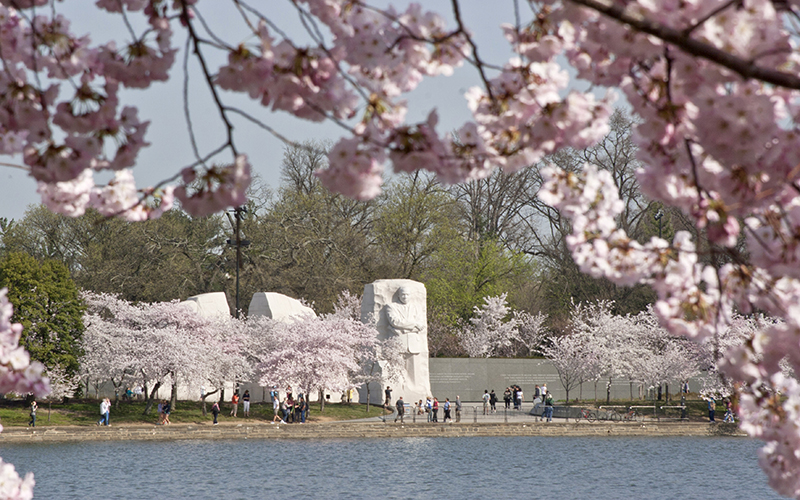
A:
0 436 784 500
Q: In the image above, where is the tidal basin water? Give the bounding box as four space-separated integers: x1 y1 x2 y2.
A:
0 436 784 499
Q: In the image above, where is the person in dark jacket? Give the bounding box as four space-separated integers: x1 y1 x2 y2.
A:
394 396 405 423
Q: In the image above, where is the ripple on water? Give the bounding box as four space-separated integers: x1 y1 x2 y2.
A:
0 435 784 500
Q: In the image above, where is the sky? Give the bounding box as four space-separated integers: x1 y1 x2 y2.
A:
0 0 526 221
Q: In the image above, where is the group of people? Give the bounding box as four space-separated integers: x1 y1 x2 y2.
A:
707 396 736 423
229 390 251 417
393 395 463 424
270 386 309 424
156 399 172 425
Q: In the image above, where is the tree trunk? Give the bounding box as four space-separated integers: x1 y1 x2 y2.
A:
606 378 612 404
318 388 325 413
366 382 371 413
170 376 178 410
665 383 669 403
143 381 162 415
200 389 219 417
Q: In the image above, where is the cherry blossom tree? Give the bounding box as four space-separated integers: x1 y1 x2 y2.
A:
80 292 249 413
459 293 548 357
541 332 598 403
253 313 378 412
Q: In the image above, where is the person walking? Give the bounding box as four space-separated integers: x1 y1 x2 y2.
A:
384 386 392 407
211 401 220 425
242 390 251 417
503 387 512 410
544 391 554 422
157 400 165 425
272 401 287 424
97 398 110 426
516 387 524 411
708 397 716 422
432 397 439 422
163 399 171 425
28 400 37 427
489 390 497 413
230 391 239 417
455 396 462 423
482 390 490 415
394 396 405 423
443 398 452 423
723 398 735 423
426 396 433 422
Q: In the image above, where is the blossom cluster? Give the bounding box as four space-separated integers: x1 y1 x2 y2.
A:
0 288 51 499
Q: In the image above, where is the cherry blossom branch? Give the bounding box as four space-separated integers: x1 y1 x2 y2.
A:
178 0 238 158
451 0 496 104
569 0 800 89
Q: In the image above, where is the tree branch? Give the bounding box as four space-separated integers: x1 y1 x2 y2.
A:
568 0 800 90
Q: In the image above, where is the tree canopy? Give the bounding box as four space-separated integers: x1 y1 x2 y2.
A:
0 252 84 374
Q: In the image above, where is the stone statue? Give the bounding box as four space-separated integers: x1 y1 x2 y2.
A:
361 279 431 405
385 286 425 354
182 292 231 318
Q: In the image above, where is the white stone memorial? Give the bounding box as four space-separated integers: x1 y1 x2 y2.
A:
248 292 315 322
361 279 431 405
182 292 231 318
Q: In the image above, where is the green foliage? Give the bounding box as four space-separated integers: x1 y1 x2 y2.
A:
372 172 463 279
0 251 85 373
2 205 229 304
422 237 535 326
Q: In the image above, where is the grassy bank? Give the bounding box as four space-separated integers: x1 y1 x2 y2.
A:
0 399 390 427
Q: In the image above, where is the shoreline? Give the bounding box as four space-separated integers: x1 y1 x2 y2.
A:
0 421 746 444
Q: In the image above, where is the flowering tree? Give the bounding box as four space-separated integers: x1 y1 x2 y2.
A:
80 292 249 413
6 0 800 495
541 332 598 403
459 294 519 357
253 313 378 412
459 293 548 357
0 288 50 499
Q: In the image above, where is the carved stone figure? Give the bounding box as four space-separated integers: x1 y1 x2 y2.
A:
361 279 431 404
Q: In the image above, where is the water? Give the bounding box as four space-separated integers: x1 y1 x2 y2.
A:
0 436 784 499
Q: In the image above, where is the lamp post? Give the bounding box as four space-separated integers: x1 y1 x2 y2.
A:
654 209 664 239
654 209 665 400
226 206 250 318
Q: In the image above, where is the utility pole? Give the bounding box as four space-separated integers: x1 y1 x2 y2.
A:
226 206 250 318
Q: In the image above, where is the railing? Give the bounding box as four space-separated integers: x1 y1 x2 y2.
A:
385 402 689 423
659 405 688 421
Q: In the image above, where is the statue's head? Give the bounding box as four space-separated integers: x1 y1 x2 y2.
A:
396 286 410 304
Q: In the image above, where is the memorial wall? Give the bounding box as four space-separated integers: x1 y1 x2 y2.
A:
428 358 704 403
